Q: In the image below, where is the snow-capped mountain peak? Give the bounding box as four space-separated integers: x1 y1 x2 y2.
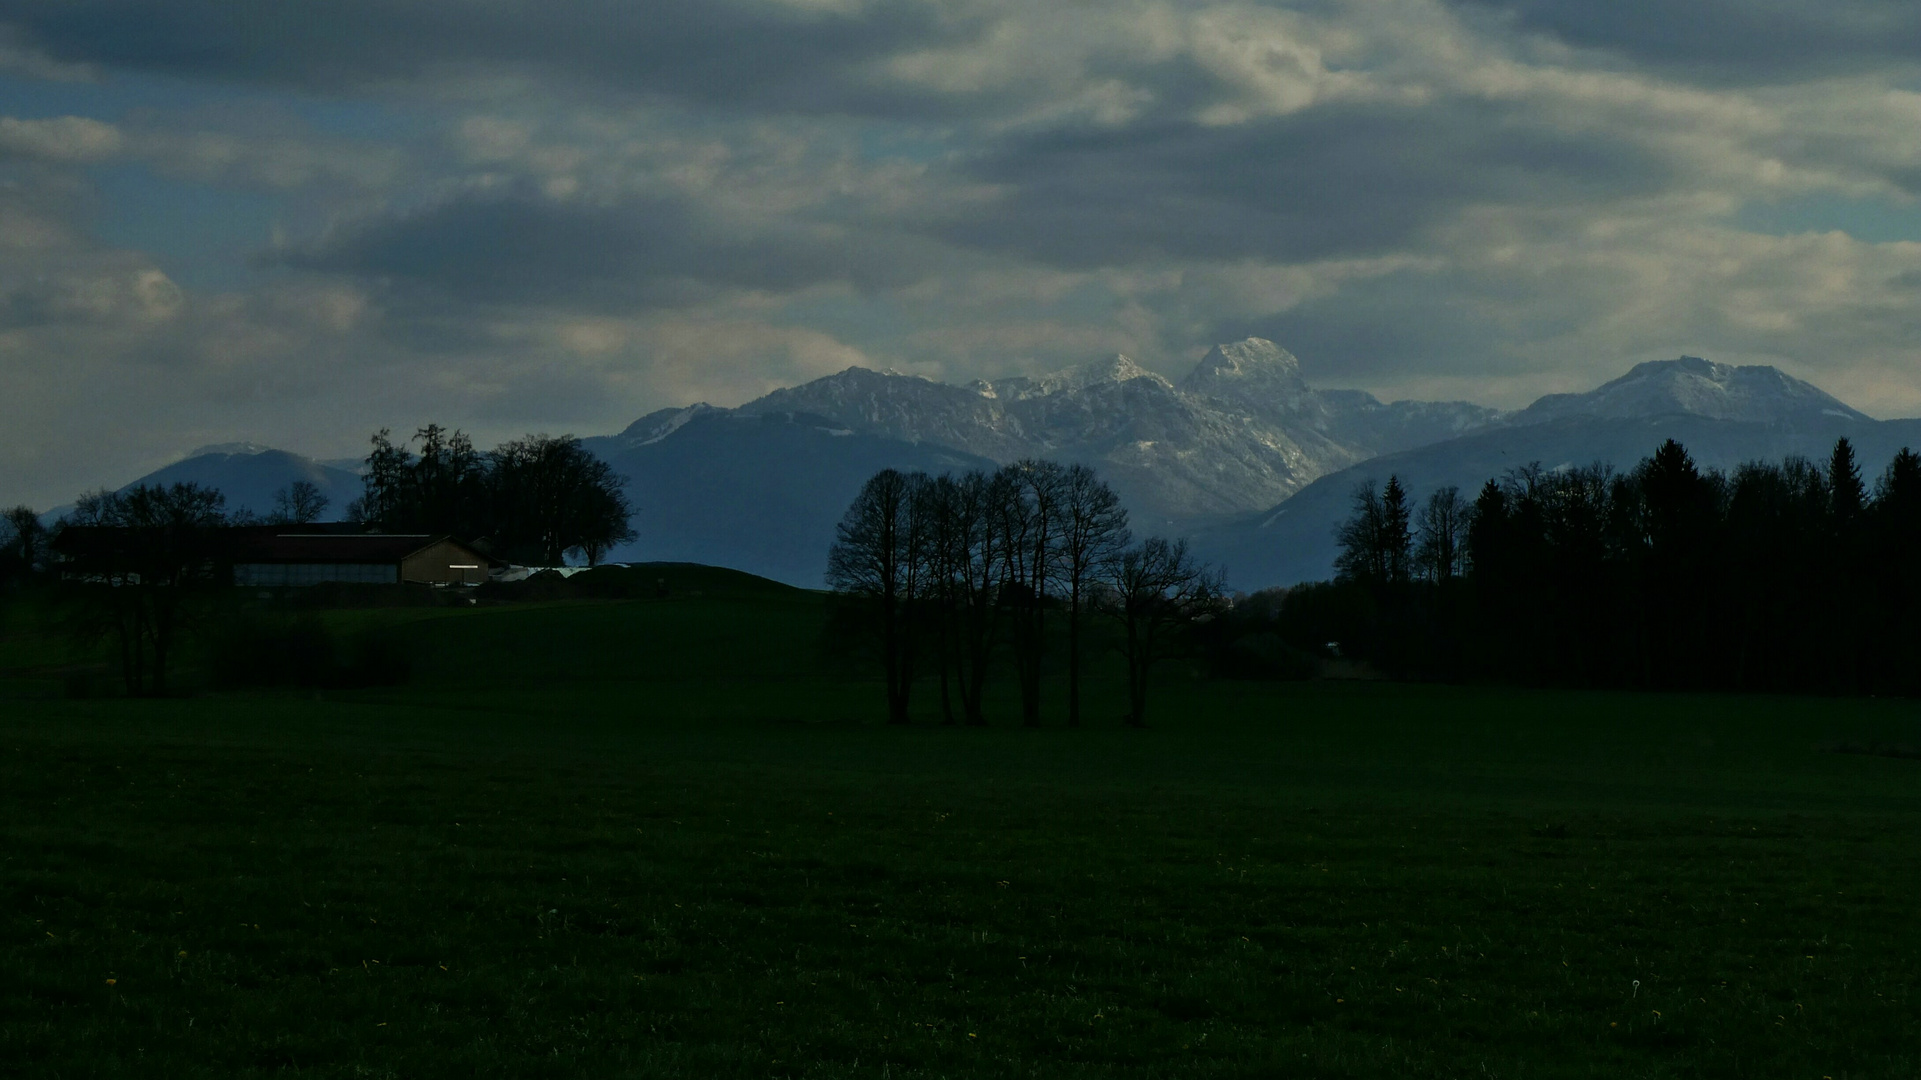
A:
729 338 1501 517
986 354 1169 400
1177 337 1317 415
1183 337 1305 386
614 403 724 447
187 441 277 458
1519 356 1871 426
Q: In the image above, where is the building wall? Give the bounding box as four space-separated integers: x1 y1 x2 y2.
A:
235 562 399 587
400 539 490 585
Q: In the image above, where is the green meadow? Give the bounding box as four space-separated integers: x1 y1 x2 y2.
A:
2 571 1918 1077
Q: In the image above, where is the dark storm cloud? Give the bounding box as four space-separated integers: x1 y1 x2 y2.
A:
940 102 1674 268
0 0 971 113
278 190 936 307
1453 0 1921 78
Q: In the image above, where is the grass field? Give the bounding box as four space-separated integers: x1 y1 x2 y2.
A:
3 578 1919 1077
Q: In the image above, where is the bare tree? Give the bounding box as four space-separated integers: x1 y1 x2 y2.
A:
827 469 929 724
1415 485 1467 582
946 470 1004 727
1057 464 1129 727
269 480 330 525
1335 475 1413 586
1105 537 1219 728
2 505 46 583
997 460 1065 727
1334 479 1385 584
60 483 228 696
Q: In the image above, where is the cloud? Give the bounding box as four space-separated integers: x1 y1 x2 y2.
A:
8 0 1921 511
277 187 947 308
939 100 1674 266
1452 0 1921 80
0 115 122 162
0 0 969 113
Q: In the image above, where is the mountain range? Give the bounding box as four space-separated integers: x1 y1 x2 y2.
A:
74 344 1920 589
737 339 1500 524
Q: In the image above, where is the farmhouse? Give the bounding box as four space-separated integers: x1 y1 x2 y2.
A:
229 530 499 587
53 524 503 587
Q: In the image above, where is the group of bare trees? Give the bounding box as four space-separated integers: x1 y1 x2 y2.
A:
1334 476 1469 586
0 505 48 588
828 461 1218 727
60 483 232 696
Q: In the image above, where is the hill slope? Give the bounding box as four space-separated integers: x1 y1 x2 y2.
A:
1197 411 1921 590
738 339 1499 521
583 409 996 587
86 445 361 522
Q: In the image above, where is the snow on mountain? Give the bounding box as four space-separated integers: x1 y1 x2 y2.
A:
736 339 1502 520
188 441 278 458
1177 337 1317 414
1197 356 1902 589
96 446 361 521
988 354 1172 401
62 343 1892 590
610 403 730 448
1516 356 1871 427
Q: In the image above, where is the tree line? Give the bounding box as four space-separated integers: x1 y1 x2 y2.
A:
1287 436 1921 695
827 461 1219 727
0 426 637 696
352 425 635 565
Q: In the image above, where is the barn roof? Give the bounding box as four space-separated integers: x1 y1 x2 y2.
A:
55 525 501 567
230 532 442 564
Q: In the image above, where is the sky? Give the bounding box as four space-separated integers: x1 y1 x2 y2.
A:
6 0 1921 508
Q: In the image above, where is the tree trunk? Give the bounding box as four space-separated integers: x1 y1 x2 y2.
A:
1065 599 1081 728
888 634 913 725
962 633 989 726
936 613 956 726
1122 614 1148 727
151 591 176 697
1017 602 1043 728
881 592 910 724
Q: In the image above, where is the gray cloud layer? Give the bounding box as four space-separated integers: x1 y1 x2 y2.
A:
2 0 966 112
4 0 1921 507
1454 0 1921 78
946 102 1673 266
279 191 936 307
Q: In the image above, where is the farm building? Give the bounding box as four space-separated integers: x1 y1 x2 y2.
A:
53 525 503 587
229 531 499 586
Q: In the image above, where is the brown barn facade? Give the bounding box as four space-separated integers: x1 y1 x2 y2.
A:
54 525 503 587
230 532 498 586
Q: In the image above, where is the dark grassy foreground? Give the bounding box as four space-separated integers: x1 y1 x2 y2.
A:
3 580 1920 1077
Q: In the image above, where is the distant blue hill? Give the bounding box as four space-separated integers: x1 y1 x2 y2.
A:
55 353 1921 591
583 407 996 588
65 418 990 588
69 444 362 523
1192 411 1921 591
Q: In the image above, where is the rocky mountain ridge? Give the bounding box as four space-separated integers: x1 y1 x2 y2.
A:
1517 355 1870 427
87 342 1897 587
735 338 1502 520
